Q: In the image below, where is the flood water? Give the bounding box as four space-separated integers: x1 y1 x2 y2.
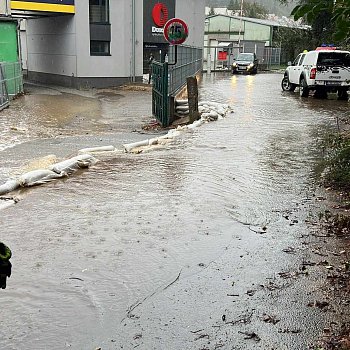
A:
0 73 349 349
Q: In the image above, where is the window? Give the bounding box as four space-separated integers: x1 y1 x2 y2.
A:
298 54 306 65
293 54 301 66
89 0 110 56
317 52 350 67
90 41 110 56
89 0 109 24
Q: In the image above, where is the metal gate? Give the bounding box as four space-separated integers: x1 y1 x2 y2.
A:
151 60 169 127
0 65 9 111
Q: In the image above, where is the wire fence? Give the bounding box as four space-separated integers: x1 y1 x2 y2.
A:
203 45 282 71
0 65 9 111
168 45 203 96
0 61 23 101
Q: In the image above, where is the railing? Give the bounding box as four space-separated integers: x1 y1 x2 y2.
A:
168 45 203 96
262 47 281 69
203 45 282 71
151 61 169 127
0 61 24 98
0 65 9 111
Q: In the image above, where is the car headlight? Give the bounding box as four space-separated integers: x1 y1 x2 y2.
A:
248 63 254 68
232 63 237 67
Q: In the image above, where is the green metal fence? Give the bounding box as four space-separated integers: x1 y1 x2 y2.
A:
0 65 9 111
0 61 24 98
151 60 169 127
168 45 203 95
151 45 203 127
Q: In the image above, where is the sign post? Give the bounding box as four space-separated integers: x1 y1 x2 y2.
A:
163 18 189 65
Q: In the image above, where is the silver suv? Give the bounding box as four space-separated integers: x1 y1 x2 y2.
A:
281 48 350 99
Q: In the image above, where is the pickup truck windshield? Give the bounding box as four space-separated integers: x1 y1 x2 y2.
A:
317 52 350 67
236 53 254 61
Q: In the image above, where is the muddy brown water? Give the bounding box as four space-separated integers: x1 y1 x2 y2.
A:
0 74 349 349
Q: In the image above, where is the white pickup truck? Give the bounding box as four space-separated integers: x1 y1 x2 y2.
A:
281 48 350 99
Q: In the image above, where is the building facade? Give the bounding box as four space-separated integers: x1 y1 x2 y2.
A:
5 0 204 88
204 14 307 70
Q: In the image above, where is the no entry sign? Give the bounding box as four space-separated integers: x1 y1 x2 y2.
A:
163 18 189 45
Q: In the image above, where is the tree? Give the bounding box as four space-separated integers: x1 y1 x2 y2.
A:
273 26 314 62
241 1 268 19
208 6 216 15
227 0 240 11
279 0 350 43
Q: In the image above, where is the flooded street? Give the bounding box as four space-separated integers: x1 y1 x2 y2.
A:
0 73 349 349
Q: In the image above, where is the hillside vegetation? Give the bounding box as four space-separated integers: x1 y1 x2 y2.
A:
205 0 297 17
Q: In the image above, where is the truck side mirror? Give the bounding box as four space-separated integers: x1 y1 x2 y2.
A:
288 61 292 66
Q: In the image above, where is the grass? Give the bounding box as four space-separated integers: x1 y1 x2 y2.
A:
322 134 350 191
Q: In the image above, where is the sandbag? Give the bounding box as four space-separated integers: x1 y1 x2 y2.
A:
176 105 189 112
187 120 204 129
0 199 16 211
175 99 188 105
0 180 20 195
18 169 66 187
123 140 149 153
78 145 115 153
50 154 97 174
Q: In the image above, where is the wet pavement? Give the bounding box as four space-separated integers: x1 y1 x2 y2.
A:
0 74 349 349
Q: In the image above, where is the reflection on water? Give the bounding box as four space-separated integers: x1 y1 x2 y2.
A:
0 73 348 349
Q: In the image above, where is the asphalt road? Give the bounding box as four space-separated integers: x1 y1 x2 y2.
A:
0 73 349 350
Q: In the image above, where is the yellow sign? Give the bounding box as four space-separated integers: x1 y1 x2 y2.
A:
11 0 75 14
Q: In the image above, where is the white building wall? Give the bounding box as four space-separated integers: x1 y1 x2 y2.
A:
25 0 202 87
26 15 77 76
75 0 143 78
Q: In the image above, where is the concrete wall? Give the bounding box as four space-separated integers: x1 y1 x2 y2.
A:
244 21 271 44
25 0 203 88
26 15 77 77
26 0 143 87
74 0 143 79
176 0 205 48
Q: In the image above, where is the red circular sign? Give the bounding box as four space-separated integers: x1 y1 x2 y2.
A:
152 3 169 27
163 18 189 45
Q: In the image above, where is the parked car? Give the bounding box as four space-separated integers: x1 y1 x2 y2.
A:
281 47 350 99
231 53 258 74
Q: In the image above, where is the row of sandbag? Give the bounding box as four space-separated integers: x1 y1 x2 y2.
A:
123 101 232 153
0 153 98 196
175 99 230 122
0 101 231 196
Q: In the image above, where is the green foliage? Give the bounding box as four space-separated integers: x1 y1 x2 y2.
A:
284 0 350 43
227 0 240 11
206 0 295 17
208 6 216 15
243 1 269 19
322 134 350 191
273 26 314 62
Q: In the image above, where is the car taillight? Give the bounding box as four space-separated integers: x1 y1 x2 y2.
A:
310 68 317 79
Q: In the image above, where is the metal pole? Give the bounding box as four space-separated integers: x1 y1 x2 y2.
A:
207 52 211 74
168 45 178 66
131 0 136 82
238 0 244 51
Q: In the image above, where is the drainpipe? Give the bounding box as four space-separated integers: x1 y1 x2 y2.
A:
131 0 136 82
238 0 244 51
5 0 10 16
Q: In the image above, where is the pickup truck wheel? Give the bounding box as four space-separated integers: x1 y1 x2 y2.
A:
299 77 309 97
338 89 349 100
281 76 296 92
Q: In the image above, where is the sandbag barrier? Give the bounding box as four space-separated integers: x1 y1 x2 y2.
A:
0 100 231 202
124 100 232 153
0 153 99 197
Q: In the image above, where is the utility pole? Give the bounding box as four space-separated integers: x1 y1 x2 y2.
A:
131 0 136 82
238 0 244 52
